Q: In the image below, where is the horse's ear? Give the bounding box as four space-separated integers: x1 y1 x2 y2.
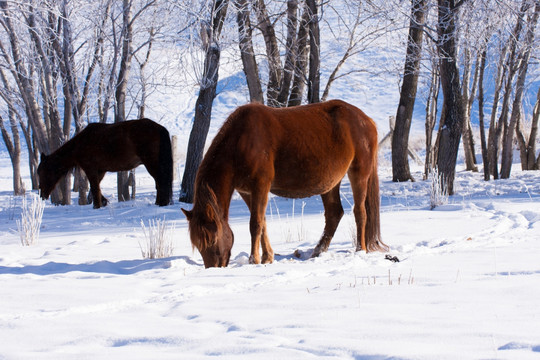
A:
181 208 193 221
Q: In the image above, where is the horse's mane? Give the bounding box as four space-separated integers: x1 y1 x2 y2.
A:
188 183 223 251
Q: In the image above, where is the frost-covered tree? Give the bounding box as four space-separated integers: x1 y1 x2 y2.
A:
392 0 427 183
180 0 229 203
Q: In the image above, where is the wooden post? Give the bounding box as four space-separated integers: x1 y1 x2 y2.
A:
172 135 179 181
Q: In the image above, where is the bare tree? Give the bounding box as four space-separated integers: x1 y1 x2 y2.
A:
288 7 310 107
247 0 312 107
532 88 540 169
235 0 263 103
0 1 72 203
486 33 510 180
180 0 229 203
0 0 161 205
0 110 24 195
501 0 540 178
277 0 300 106
252 0 282 106
460 48 479 172
62 0 113 204
392 0 427 183
435 0 466 195
321 1 390 102
522 86 540 169
478 44 490 180
423 41 440 180
457 0 488 173
305 0 320 104
0 64 25 195
115 0 136 202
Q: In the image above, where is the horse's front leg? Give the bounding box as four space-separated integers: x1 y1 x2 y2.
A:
241 190 274 265
250 217 273 264
90 185 106 208
248 214 262 264
260 222 273 264
88 171 107 209
249 220 274 264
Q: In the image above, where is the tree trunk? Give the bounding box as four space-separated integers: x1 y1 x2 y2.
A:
424 53 440 180
27 6 71 205
516 109 529 170
0 1 49 154
0 113 24 195
0 67 25 195
277 0 299 107
501 0 539 178
19 123 39 190
392 0 426 182
64 0 111 204
288 7 310 107
306 0 320 104
115 0 134 202
180 0 229 203
253 0 282 107
478 47 490 181
436 0 466 195
235 0 263 103
460 48 478 172
486 41 509 180
529 87 540 169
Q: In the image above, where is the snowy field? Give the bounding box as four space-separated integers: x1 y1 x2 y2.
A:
1 1 540 356
1 151 540 359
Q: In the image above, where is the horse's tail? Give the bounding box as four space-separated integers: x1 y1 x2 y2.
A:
158 126 173 205
364 148 389 253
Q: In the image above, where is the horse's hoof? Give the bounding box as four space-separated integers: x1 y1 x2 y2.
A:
310 247 323 258
249 255 261 265
355 245 366 252
261 253 274 264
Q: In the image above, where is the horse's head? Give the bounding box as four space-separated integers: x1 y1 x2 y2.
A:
37 153 55 200
181 187 234 268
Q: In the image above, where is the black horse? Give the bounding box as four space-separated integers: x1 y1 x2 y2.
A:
38 119 173 208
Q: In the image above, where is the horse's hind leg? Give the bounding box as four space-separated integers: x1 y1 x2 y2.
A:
155 171 172 206
144 162 172 206
311 182 344 258
348 167 369 252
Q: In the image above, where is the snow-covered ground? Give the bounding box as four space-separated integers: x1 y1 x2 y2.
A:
1 151 539 359
1 1 540 356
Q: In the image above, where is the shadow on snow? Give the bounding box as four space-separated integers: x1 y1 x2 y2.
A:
0 256 198 276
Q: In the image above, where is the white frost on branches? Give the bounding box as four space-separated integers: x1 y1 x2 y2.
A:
17 194 45 246
429 168 449 210
139 218 175 259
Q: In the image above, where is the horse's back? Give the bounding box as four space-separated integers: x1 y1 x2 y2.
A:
223 100 377 198
230 100 375 142
74 119 169 171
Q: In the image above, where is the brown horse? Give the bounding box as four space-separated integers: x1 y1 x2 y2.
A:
38 119 173 208
182 100 388 268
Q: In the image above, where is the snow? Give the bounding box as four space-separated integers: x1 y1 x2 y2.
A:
1 2 540 357
1 151 540 359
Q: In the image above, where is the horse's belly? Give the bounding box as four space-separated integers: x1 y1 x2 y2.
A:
270 184 335 199
270 162 348 198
